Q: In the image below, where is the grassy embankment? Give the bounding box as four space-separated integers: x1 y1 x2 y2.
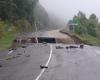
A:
0 21 17 51
0 32 16 51
0 21 33 51
60 29 100 46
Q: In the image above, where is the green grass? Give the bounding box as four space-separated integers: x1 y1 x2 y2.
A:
0 20 34 52
0 20 18 51
74 34 100 46
0 32 16 51
60 29 100 46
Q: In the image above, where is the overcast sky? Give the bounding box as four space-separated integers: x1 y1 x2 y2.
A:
39 0 100 22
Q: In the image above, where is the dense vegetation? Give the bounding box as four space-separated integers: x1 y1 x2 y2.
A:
0 0 65 51
0 21 17 51
68 11 100 45
0 0 38 51
0 0 38 22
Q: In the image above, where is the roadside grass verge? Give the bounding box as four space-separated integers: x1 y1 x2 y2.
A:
60 30 100 46
0 32 16 51
75 34 100 46
0 20 34 52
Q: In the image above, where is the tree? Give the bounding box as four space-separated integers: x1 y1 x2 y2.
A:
69 11 98 36
87 14 98 36
72 11 88 34
0 0 38 24
89 14 98 24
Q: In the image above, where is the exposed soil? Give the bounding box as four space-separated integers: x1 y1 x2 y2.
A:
45 30 75 44
60 30 83 44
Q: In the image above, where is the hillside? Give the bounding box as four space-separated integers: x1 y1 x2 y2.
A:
34 3 50 30
0 1 66 51
0 0 38 51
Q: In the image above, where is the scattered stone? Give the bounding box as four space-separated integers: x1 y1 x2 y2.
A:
40 65 48 69
0 65 3 68
69 46 78 48
66 46 69 49
80 44 84 49
25 54 30 57
22 45 27 48
56 46 63 49
6 56 20 61
66 45 78 49
17 53 22 55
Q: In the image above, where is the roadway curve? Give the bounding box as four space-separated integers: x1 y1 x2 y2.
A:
0 31 100 80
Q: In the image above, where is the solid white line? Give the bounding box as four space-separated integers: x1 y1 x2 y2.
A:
8 50 13 54
96 51 100 54
35 45 53 80
45 45 53 66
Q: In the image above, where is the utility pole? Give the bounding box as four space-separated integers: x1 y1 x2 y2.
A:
34 21 38 43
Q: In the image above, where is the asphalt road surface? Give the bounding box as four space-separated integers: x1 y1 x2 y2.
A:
39 44 100 80
0 44 50 80
1 43 100 80
1 30 100 80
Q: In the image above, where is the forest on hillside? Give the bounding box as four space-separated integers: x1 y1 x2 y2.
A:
0 0 65 51
0 0 39 37
0 0 39 50
68 11 100 45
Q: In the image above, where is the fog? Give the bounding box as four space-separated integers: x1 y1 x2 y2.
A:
40 0 100 22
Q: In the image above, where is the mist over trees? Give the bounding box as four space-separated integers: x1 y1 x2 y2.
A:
34 3 50 30
48 13 66 29
34 3 66 30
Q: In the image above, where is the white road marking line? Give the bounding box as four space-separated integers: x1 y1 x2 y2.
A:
8 50 13 54
0 50 14 61
96 51 100 54
35 45 53 80
45 45 53 66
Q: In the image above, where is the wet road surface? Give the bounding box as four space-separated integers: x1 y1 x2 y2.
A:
0 44 50 80
39 44 100 80
0 44 100 80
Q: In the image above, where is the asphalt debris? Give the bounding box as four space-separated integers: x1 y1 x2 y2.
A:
40 65 48 69
56 46 64 49
0 65 3 68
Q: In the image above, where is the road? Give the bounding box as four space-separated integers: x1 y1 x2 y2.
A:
1 31 100 80
0 44 50 80
1 44 100 80
39 44 100 80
